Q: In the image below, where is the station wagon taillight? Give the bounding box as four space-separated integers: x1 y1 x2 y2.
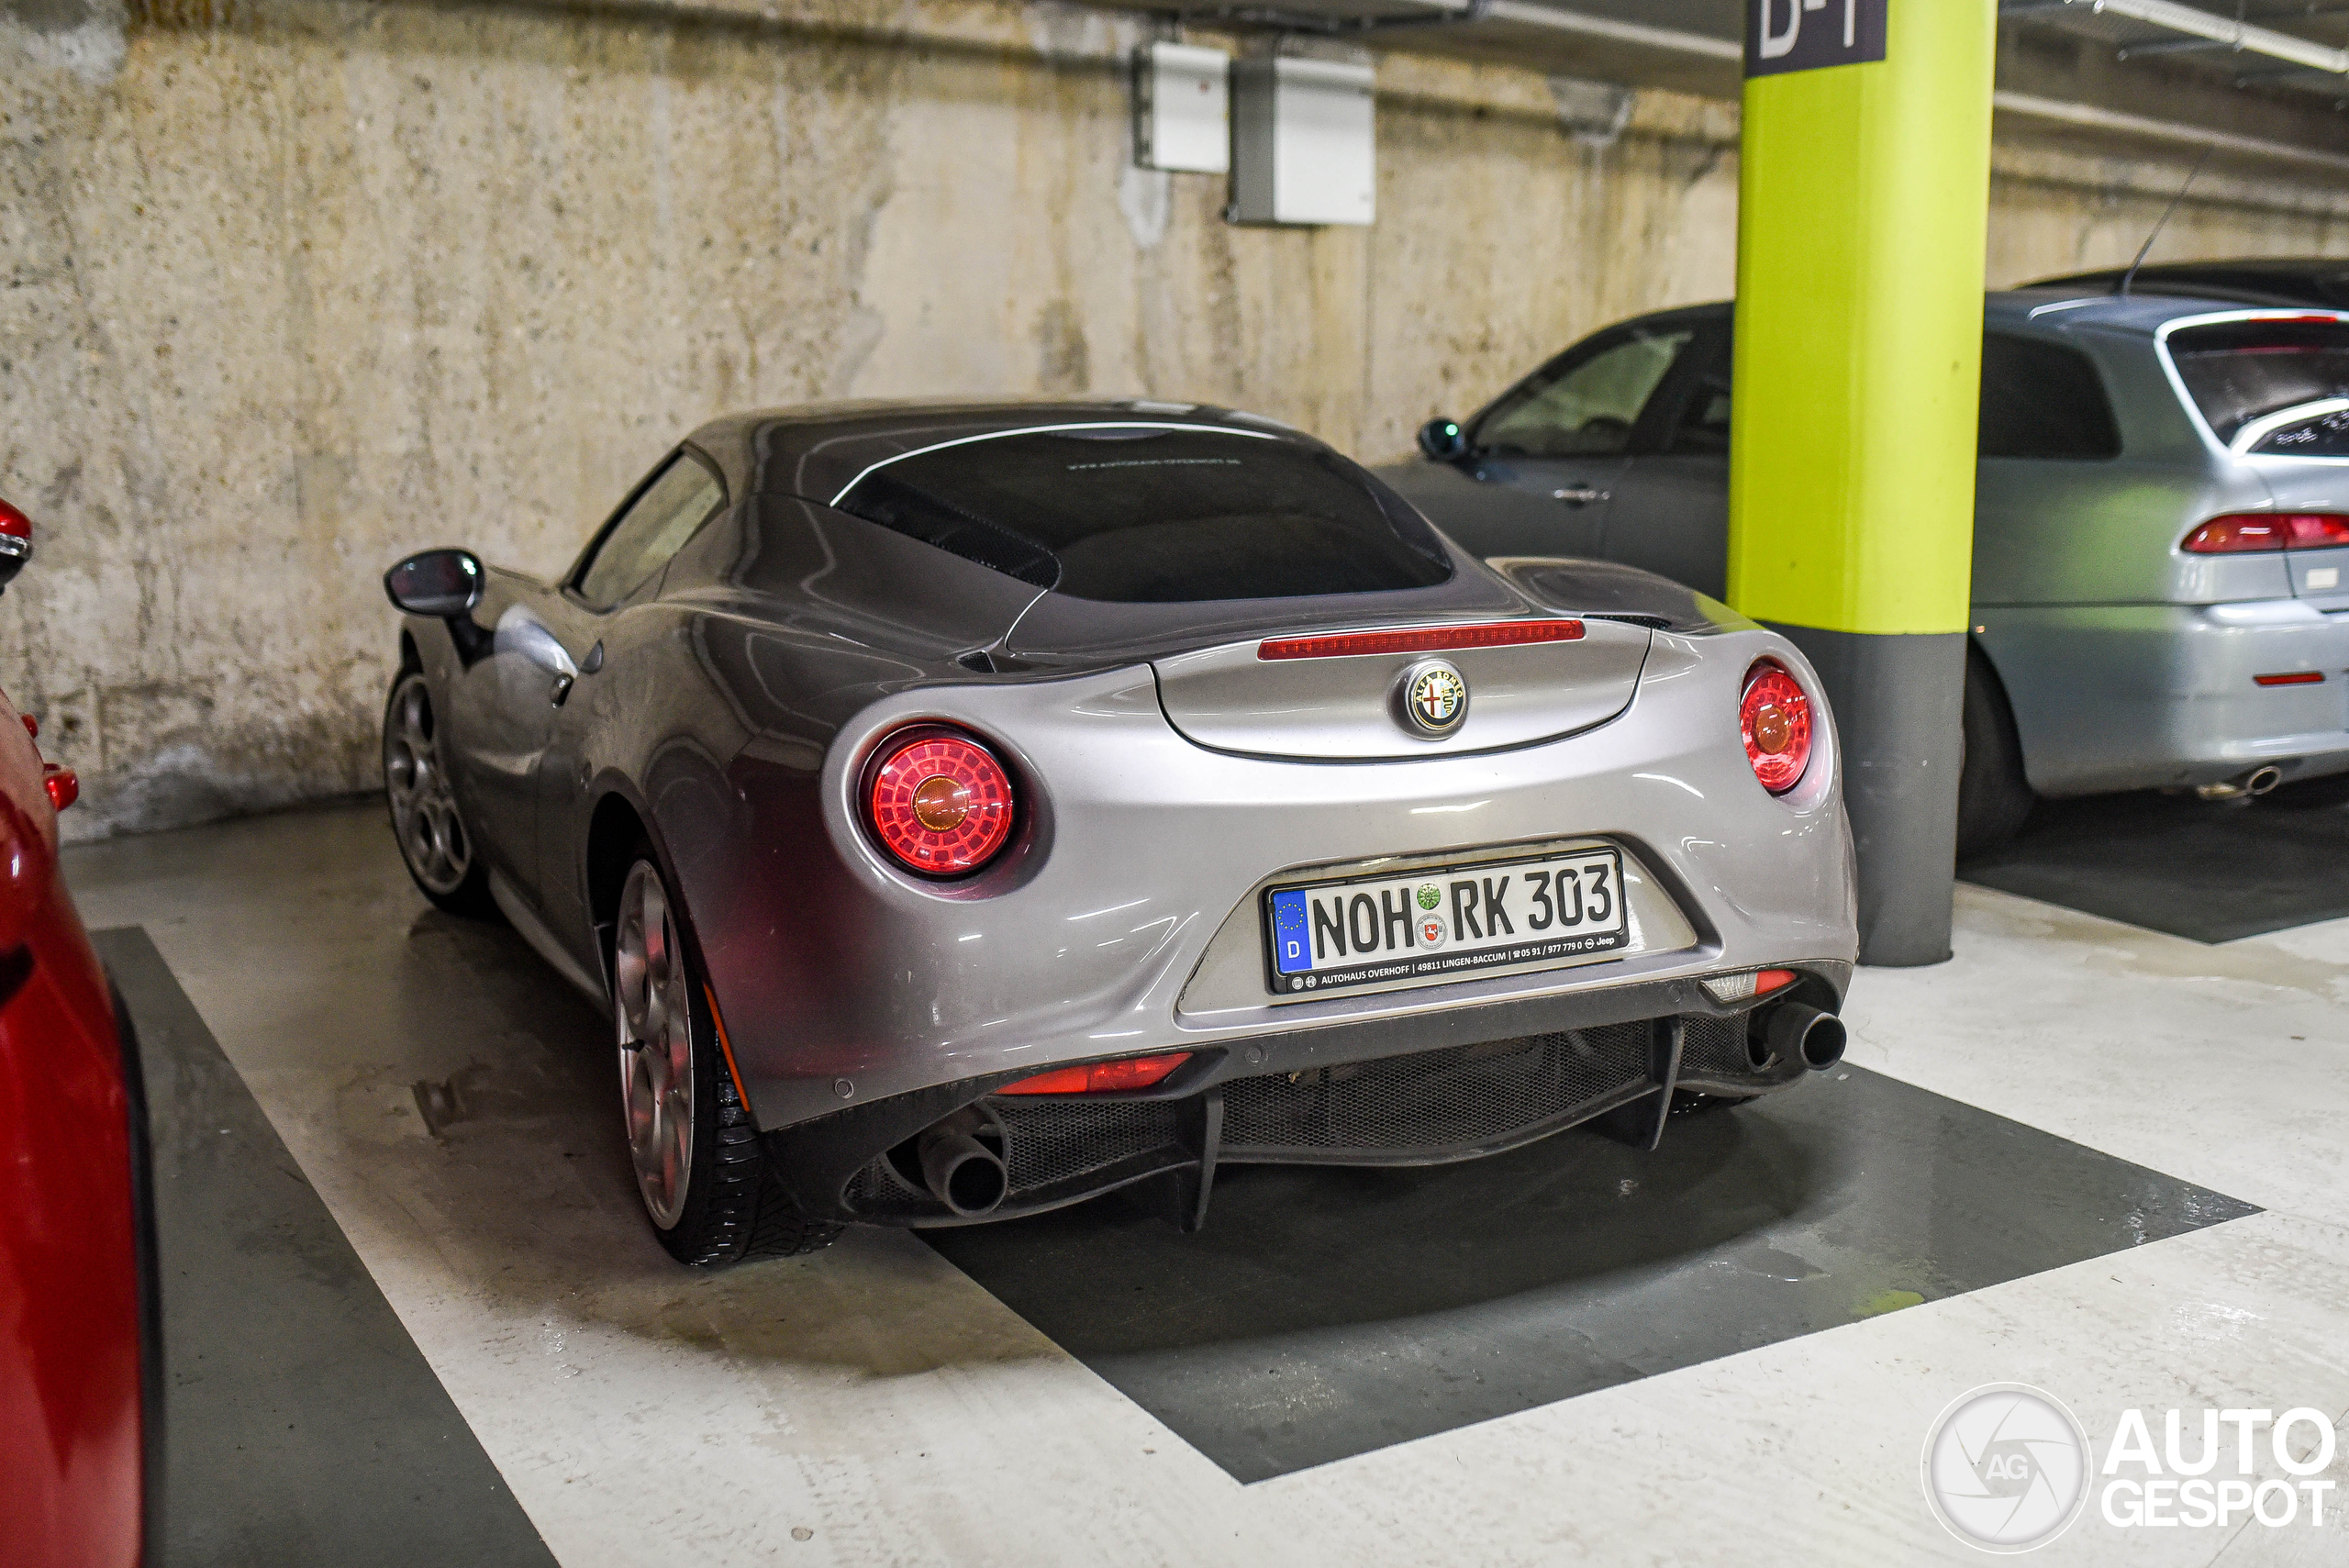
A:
2180 513 2349 553
1741 663 1812 795
864 727 1015 876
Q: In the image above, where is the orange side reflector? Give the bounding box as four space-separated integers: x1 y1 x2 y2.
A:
702 984 754 1111
998 1052 1192 1095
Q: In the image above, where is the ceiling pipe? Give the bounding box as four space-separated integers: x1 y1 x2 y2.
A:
2021 0 2349 76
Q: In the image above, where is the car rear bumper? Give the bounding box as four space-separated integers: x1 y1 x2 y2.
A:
763 969 1847 1228
679 626 1857 1138
1979 598 2349 795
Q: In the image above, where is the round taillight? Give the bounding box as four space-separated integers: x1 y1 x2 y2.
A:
1740 663 1812 795
865 729 1015 875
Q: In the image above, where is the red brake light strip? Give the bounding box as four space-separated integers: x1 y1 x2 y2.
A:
2254 672 2326 686
1258 620 1586 662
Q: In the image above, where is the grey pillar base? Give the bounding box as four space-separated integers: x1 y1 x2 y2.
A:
1767 625 1965 968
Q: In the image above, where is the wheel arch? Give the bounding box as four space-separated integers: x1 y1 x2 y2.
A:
1965 632 2033 773
582 775 738 1009
586 791 652 940
1957 632 2038 855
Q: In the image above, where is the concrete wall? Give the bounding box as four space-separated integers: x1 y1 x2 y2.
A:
6 0 2349 838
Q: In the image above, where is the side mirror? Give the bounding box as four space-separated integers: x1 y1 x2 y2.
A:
0 497 33 596
384 549 484 619
1418 417 1467 461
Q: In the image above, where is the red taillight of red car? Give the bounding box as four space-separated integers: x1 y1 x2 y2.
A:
2181 513 2349 553
997 1052 1193 1095
0 499 28 540
864 728 1015 876
1741 663 1813 795
42 766 76 812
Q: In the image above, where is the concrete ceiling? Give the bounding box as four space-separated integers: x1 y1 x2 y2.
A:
1119 0 2349 162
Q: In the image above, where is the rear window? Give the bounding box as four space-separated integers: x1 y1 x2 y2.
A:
2168 318 2349 448
1979 334 2120 460
832 425 1453 603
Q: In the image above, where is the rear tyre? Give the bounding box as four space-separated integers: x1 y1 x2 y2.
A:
1955 646 2034 860
383 671 495 917
611 854 841 1267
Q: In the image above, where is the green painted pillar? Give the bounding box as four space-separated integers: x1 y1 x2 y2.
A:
1728 0 1997 966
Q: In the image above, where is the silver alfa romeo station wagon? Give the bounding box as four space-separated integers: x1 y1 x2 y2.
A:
1393 292 2349 852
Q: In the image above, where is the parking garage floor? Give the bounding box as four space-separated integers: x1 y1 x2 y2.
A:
63 800 2349 1566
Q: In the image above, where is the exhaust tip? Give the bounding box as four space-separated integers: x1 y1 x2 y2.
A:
2199 764 2288 801
918 1126 1008 1217
1798 1012 1846 1070
1761 1001 1846 1072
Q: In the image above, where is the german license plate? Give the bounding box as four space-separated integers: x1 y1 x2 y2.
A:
1263 847 1629 996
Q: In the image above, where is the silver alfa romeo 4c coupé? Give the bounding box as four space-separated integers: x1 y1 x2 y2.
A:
381 401 1858 1265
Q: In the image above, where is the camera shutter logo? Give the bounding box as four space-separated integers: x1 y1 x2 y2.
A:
1922 1385 2092 1552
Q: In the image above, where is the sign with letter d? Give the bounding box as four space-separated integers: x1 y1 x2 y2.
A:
1747 0 1888 77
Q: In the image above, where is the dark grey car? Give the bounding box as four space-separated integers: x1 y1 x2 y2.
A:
2029 258 2349 310
1388 293 2349 853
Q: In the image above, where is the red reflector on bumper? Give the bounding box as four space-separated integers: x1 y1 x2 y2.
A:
1258 620 1585 661
1754 968 1797 996
2254 671 2326 686
998 1052 1192 1095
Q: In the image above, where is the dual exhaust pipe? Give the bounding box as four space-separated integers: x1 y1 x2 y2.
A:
911 998 1845 1218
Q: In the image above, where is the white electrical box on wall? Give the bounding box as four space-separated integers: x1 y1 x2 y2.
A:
1229 55 1375 227
1133 42 1230 174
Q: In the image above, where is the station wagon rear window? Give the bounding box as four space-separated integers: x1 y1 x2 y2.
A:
831 425 1453 602
2169 318 2349 450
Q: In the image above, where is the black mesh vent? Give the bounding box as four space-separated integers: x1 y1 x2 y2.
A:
992 1098 1183 1193
846 1158 918 1218
1678 1012 1757 1078
843 1098 1185 1220
1220 1022 1652 1156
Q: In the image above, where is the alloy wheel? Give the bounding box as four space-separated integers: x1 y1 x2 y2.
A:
384 673 473 895
614 861 695 1229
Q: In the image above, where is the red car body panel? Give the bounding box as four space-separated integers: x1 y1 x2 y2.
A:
0 684 146 1568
